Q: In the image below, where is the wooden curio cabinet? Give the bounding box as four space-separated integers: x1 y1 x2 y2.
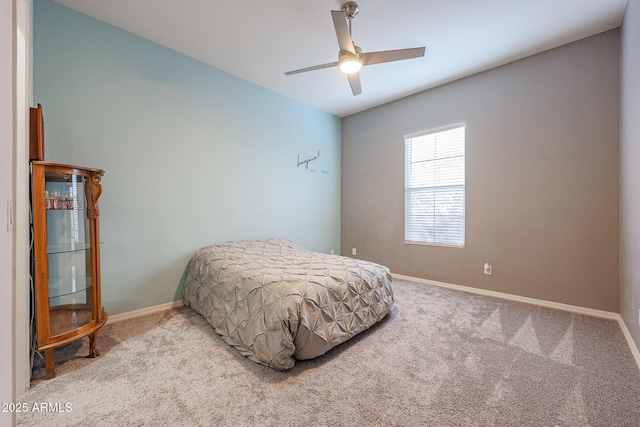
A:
31 161 108 379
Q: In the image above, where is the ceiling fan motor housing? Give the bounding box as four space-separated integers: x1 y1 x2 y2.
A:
342 2 359 19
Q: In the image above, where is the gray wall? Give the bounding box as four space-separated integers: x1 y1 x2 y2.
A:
342 31 619 312
33 0 341 315
620 0 640 346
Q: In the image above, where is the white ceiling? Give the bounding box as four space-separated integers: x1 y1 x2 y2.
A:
53 0 627 118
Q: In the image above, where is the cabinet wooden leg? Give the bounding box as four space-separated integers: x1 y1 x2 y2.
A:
44 349 56 380
88 332 100 358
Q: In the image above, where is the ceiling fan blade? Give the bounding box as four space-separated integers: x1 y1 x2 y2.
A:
361 47 425 66
347 73 361 96
331 10 356 55
284 61 339 76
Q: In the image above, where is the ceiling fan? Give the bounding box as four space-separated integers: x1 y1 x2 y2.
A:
284 1 425 96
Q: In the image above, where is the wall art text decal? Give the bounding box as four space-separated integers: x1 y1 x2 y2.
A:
297 150 320 169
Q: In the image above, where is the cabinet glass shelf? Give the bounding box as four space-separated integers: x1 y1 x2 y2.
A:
48 277 92 299
47 242 91 254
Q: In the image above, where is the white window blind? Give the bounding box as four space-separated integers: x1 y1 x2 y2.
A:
404 124 465 247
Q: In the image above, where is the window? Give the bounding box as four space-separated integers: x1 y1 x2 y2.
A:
404 124 465 247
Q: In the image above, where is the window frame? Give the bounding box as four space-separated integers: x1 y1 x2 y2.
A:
404 123 466 248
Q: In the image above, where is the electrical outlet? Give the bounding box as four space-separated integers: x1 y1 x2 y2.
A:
483 263 492 275
352 248 357 256
330 249 334 255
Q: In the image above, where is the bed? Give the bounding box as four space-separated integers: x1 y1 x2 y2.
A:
182 238 394 370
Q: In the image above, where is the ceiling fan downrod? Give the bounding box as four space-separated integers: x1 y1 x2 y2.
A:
342 2 359 35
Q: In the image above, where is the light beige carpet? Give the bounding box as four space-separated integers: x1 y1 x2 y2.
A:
18 279 640 426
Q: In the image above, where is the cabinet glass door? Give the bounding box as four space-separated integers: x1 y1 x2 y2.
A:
45 171 94 337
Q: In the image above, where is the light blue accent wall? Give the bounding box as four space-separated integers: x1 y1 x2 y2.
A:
33 0 341 315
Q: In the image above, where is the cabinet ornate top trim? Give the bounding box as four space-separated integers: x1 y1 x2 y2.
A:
32 160 105 175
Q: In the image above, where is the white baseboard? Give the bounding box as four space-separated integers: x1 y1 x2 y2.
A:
616 316 640 370
106 300 183 325
392 273 640 369
392 274 618 318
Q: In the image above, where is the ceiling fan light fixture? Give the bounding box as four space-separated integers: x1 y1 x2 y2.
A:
338 54 362 74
